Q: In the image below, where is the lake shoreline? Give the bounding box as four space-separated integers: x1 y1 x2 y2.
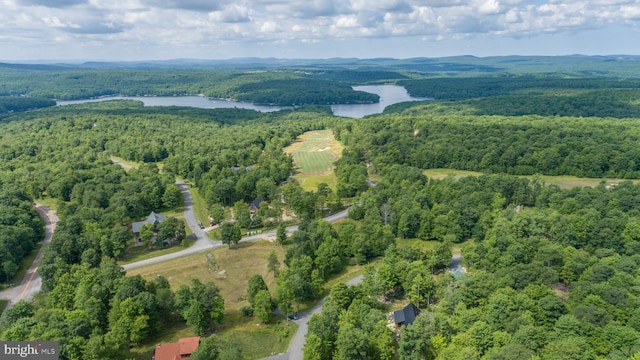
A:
56 85 429 118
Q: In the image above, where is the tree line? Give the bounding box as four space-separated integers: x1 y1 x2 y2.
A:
398 76 640 100
0 188 44 283
334 112 640 178
0 67 379 105
0 96 55 114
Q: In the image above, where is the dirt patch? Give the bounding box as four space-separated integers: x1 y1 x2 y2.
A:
553 282 569 300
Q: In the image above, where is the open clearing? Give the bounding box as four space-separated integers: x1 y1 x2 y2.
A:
127 240 285 310
284 129 343 191
423 168 638 189
126 241 293 359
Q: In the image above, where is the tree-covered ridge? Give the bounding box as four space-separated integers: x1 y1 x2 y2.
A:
307 70 409 83
0 97 55 114
221 78 379 105
0 68 379 105
398 76 640 100
335 113 640 178
385 88 640 119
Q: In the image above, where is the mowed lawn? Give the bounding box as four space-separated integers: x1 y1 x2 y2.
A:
126 241 294 359
284 129 343 191
423 168 637 189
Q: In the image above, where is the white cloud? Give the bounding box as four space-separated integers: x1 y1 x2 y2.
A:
1 0 639 60
16 0 88 8
210 5 250 23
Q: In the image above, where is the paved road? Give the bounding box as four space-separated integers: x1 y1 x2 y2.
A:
124 186 350 270
0 204 58 308
124 181 217 270
241 209 349 243
275 256 458 360
276 274 365 360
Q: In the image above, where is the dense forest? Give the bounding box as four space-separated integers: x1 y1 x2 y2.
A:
0 67 381 105
0 188 44 282
3 68 640 359
305 166 640 359
297 84 640 359
0 101 338 358
0 96 55 114
337 109 640 178
398 76 640 100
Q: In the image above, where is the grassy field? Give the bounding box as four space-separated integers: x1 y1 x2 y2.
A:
127 241 284 308
423 168 637 189
126 240 293 359
396 238 440 253
118 238 195 265
284 129 343 191
188 186 211 226
396 238 475 255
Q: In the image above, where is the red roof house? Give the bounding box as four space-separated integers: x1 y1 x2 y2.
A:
153 337 201 360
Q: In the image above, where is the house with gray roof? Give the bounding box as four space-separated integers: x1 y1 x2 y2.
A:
393 303 420 328
132 211 166 234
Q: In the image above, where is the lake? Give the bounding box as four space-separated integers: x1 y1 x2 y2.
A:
332 85 429 118
56 84 429 118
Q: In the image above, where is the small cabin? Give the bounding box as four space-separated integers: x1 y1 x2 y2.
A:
393 303 420 328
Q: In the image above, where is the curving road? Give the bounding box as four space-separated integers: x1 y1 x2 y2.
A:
0 204 58 308
282 274 365 360
270 255 459 360
123 182 349 271
124 181 216 270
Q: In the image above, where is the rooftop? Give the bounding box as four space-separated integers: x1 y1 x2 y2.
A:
153 336 200 360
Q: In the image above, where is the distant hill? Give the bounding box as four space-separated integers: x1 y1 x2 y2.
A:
2 55 636 76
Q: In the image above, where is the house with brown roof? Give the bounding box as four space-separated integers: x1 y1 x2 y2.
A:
152 337 200 360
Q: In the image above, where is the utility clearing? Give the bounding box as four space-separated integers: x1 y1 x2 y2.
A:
284 129 343 191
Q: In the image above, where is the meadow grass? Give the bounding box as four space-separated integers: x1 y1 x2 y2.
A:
396 238 440 252
396 237 475 255
126 241 285 310
188 186 211 226
284 130 343 191
118 238 195 265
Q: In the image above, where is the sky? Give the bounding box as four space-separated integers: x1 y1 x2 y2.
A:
1 0 639 61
